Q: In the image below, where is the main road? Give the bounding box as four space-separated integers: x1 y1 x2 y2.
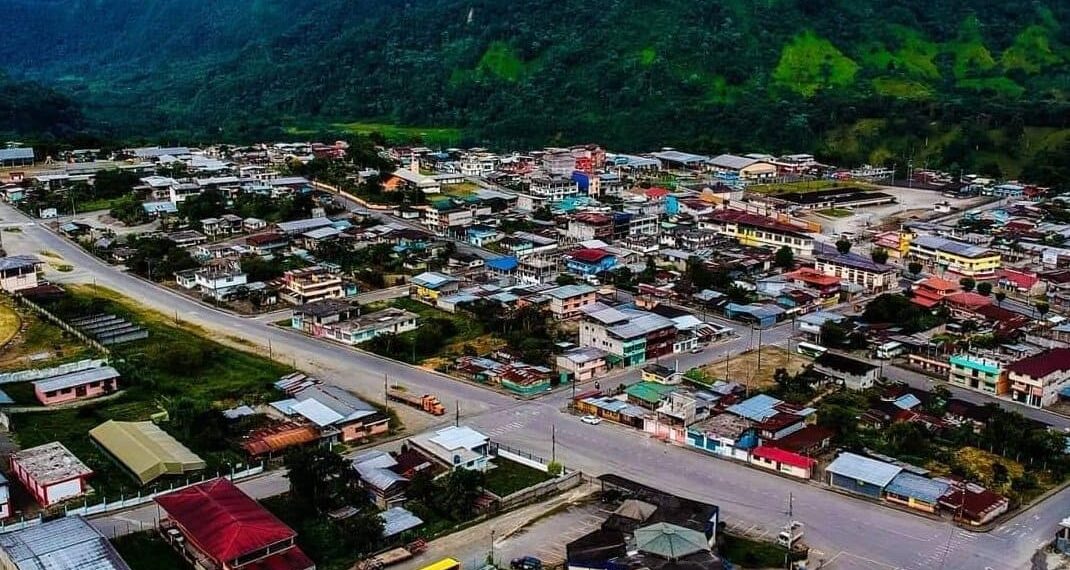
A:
0 202 1063 569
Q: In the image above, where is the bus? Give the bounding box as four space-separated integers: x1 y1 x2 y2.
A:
796 342 828 358
420 559 461 570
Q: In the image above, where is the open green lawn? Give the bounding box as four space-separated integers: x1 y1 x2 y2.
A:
76 196 125 213
112 532 187 570
720 534 790 568
442 182 481 197
0 302 19 347
484 458 554 497
749 180 876 195
286 121 462 146
817 208 853 218
0 303 97 371
9 285 291 500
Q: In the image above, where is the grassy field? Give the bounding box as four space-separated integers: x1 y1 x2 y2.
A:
0 302 19 347
9 285 291 500
484 458 554 497
817 208 853 218
692 346 809 391
287 121 462 146
112 532 187 570
441 182 481 197
749 179 876 195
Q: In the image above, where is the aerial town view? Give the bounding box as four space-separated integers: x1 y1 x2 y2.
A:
0 2 1069 570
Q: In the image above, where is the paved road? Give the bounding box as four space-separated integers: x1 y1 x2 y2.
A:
1 202 1064 569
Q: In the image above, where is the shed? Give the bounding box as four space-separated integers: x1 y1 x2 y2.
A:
89 420 206 484
884 472 950 513
826 452 902 499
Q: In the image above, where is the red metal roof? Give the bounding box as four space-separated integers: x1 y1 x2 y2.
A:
645 186 669 199
569 248 613 263
155 478 297 564
1007 348 1070 379
751 446 815 470
244 546 314 570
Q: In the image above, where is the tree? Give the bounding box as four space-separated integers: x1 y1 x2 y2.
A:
774 246 794 269
819 320 848 347
440 467 485 520
1036 301 1050 319
991 462 1010 487
835 237 852 254
284 447 361 516
994 291 1006 307
908 261 923 277
870 247 889 264
555 274 578 286
958 277 975 293
976 282 992 296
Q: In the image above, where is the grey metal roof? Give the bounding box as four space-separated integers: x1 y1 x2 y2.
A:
725 394 783 422
275 217 333 234
885 472 950 504
0 516 131 570
0 148 34 161
544 284 596 299
827 452 902 487
0 255 42 272
32 366 119 393
709 154 759 170
912 235 993 258
293 384 377 423
411 271 459 289
379 507 423 537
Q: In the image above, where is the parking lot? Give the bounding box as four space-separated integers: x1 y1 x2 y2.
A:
492 500 611 567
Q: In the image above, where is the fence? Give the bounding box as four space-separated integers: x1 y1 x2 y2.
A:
0 464 265 535
0 358 108 385
489 441 552 471
496 470 583 510
13 294 110 354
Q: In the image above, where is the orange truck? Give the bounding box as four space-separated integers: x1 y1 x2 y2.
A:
387 386 446 415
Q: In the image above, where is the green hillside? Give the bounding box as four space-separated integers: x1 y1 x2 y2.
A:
1 0 1068 174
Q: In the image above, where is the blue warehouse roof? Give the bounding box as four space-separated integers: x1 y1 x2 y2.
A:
827 452 902 488
885 472 950 504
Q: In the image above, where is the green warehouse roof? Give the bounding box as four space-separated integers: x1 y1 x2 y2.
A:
89 420 206 485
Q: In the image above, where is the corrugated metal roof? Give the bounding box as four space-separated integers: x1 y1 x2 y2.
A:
0 148 34 161
0 516 131 570
380 507 424 537
291 398 344 427
826 452 902 487
429 426 487 451
885 472 950 504
0 255 42 272
89 420 205 484
32 366 119 393
726 394 783 422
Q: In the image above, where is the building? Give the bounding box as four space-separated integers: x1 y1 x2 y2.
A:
155 478 314 570
246 232 291 256
907 235 1001 278
543 284 597 319
884 471 950 514
700 211 813 256
0 147 34 168
284 384 389 443
322 308 419 345
556 347 609 381
0 516 132 570
409 426 491 471
352 450 409 509
410 271 461 304
10 442 93 506
708 154 776 183
565 248 617 276
910 276 960 308
193 264 248 301
291 299 355 336
748 446 816 479
0 255 43 293
32 365 119 406
825 452 902 499
812 352 880 391
89 420 206 484
949 353 1009 396
813 250 896 292
1006 348 1070 408
279 266 344 304
579 303 677 367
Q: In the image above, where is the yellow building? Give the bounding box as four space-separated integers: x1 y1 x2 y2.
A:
906 235 1000 278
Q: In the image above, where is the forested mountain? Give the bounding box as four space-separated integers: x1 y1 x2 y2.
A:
0 72 83 138
2 0 1069 173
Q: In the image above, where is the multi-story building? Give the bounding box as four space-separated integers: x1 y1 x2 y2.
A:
460 152 500 177
907 235 1001 279
424 206 475 237
813 250 897 292
579 303 677 367
193 263 248 301
565 248 617 277
279 266 344 304
1006 348 1070 408
543 284 598 319
700 210 814 257
949 353 1009 396
566 213 614 242
528 174 580 202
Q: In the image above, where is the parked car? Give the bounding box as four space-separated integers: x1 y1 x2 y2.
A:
511 557 543 570
581 415 601 425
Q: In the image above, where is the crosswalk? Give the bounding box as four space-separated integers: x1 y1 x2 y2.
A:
484 421 526 438
911 529 980 569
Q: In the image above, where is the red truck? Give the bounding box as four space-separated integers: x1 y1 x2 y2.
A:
387 386 446 415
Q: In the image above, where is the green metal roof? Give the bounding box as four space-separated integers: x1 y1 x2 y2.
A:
625 381 678 404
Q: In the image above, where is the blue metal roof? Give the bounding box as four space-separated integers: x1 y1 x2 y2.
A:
726 394 783 422
893 394 922 410
486 256 519 271
885 472 949 503
827 452 902 487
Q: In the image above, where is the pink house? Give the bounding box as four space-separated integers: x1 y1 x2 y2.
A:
32 366 120 406
10 442 93 507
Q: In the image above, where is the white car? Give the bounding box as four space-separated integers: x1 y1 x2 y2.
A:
581 415 602 425
690 347 703 354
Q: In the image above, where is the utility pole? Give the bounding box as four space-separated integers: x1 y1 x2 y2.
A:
757 326 764 370
455 401 460 427
383 373 389 412
551 424 556 463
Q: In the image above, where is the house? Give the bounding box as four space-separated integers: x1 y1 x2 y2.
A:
543 284 598 319
0 255 43 293
708 154 776 183
352 450 408 509
155 478 315 570
625 381 679 410
1006 348 1070 408
322 308 419 345
279 266 345 304
575 396 648 428
275 216 334 236
948 353 1009 396
32 365 119 406
0 516 132 570
10 442 93 506
194 263 248 301
813 250 897 292
556 347 609 381
884 471 950 514
910 276 960 308
939 481 1010 526
748 446 815 479
825 452 902 499
242 423 320 458
0 147 34 168
565 248 617 276
287 384 389 443
291 299 355 336
410 271 461 303
246 232 291 256
89 420 206 484
410 426 491 471
907 235 1001 279
812 352 880 390
579 303 678 367
700 210 814 256
686 413 758 461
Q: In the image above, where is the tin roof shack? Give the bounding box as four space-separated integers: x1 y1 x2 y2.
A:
825 452 902 499
0 516 132 570
811 352 880 391
10 442 93 507
155 477 314 570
